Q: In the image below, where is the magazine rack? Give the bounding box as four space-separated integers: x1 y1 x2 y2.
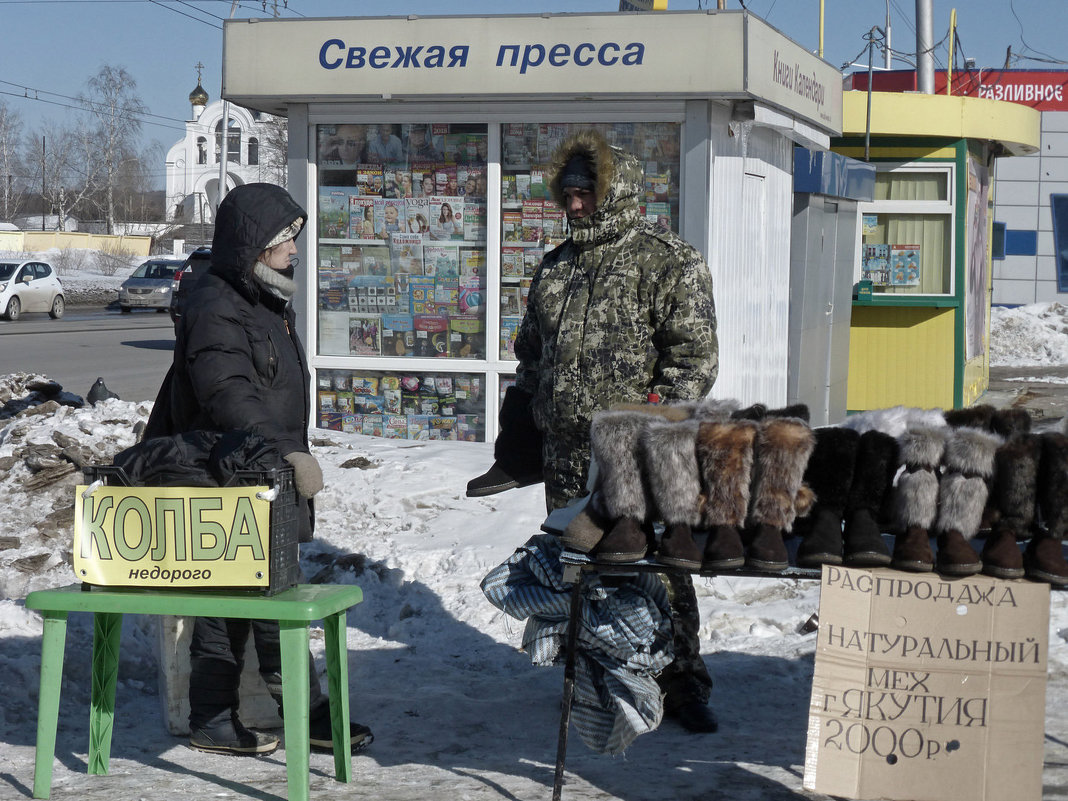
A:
24 583 363 801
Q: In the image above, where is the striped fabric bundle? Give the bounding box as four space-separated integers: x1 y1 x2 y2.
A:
480 533 674 754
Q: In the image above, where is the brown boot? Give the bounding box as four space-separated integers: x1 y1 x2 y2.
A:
980 527 1025 579
892 525 935 572
1024 534 1068 586
745 522 789 572
702 525 745 570
936 529 983 576
594 517 652 562
658 522 703 570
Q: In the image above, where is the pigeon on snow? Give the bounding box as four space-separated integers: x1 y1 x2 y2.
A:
87 377 120 405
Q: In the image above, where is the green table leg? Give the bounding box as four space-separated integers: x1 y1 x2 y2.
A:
324 611 352 782
88 612 121 775
33 611 68 799
279 620 310 801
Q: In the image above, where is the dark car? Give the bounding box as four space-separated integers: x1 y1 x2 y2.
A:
169 247 211 323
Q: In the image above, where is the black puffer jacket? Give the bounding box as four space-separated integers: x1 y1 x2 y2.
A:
147 183 314 537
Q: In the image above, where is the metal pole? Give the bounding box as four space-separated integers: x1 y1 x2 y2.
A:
41 136 45 231
885 0 892 69
865 33 875 161
916 0 935 94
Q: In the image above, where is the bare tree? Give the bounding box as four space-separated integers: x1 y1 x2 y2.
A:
0 101 25 222
78 65 146 234
257 113 289 187
25 121 98 231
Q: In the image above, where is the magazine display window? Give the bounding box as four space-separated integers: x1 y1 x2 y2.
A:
314 122 489 439
312 119 684 442
857 167 954 295
498 121 681 359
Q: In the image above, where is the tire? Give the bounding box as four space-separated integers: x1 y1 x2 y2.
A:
5 296 20 321
49 295 65 319
120 306 132 314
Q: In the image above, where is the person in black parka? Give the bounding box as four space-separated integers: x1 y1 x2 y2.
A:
146 182 372 756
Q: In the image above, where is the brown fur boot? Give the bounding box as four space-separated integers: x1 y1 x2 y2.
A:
981 434 1039 579
1026 433 1068 586
696 419 759 570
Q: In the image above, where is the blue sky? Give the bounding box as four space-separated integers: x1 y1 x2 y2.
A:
2 0 1065 186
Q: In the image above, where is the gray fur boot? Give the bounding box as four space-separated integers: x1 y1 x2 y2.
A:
589 410 654 562
935 427 1002 576
696 418 759 570
642 419 703 569
892 426 946 572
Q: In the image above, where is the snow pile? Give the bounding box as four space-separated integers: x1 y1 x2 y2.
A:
990 302 1068 367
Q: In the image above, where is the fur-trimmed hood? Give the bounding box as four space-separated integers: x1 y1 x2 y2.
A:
547 129 644 245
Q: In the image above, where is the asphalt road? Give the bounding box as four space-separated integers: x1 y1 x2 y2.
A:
0 305 174 402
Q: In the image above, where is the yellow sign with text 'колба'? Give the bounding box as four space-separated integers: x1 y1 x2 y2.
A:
74 484 271 589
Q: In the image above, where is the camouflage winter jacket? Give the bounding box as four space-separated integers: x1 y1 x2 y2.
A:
514 130 719 442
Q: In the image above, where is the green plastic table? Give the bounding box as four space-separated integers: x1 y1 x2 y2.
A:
24 583 363 801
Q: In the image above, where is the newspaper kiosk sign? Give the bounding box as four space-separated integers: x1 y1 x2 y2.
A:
74 484 272 589
804 566 1049 801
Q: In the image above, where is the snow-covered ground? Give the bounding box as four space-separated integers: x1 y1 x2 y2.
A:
1 260 1067 800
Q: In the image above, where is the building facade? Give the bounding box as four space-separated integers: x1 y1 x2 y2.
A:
164 82 286 225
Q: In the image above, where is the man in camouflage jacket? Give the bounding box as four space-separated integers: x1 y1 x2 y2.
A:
515 129 721 733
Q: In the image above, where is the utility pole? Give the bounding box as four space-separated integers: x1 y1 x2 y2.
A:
885 0 892 69
41 136 45 231
216 1 241 212
916 0 935 94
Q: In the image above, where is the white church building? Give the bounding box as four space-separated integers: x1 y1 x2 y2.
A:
165 78 286 224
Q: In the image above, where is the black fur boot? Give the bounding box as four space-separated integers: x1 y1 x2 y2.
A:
795 427 859 568
981 434 1039 579
1027 433 1068 586
843 430 897 567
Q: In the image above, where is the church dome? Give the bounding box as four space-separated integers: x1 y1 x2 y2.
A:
189 82 209 107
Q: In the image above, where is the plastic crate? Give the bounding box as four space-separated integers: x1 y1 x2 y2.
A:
81 464 300 596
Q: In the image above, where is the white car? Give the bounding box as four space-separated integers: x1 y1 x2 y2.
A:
0 260 64 321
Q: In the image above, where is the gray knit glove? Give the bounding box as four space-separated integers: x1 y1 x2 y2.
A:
285 451 323 498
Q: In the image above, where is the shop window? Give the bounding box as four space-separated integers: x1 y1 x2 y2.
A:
316 369 484 441
991 222 1006 260
1053 194 1068 292
498 122 681 358
859 167 953 295
313 122 489 441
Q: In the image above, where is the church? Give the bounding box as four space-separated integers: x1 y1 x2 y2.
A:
165 69 286 225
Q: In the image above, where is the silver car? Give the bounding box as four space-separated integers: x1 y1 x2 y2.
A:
119 258 184 313
0 260 64 321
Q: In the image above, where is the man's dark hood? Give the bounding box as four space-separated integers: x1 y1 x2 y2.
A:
210 183 307 303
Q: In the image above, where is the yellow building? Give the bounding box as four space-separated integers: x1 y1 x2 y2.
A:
833 91 1039 411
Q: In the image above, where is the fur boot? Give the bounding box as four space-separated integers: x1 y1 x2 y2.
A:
746 416 815 571
981 434 1040 579
1027 433 1068 586
795 427 859 568
696 419 759 570
842 430 897 566
943 404 996 431
990 407 1032 440
588 410 654 562
892 426 946 572
934 428 1001 576
642 419 704 569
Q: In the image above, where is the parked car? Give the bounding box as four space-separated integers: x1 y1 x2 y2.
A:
118 258 184 313
0 259 64 321
169 247 211 323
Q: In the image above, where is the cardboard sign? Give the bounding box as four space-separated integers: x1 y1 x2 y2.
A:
74 484 272 589
804 566 1049 801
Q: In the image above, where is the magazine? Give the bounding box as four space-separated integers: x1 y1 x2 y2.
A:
374 198 406 240
318 187 351 239
449 316 485 359
424 244 460 279
409 276 435 314
500 316 522 360
389 232 424 274
501 247 525 278
428 196 464 241
348 313 382 356
500 286 522 317
405 196 431 236
381 313 416 357
356 163 383 196
348 196 377 240
521 200 544 243
862 244 890 286
413 315 449 357
502 209 522 242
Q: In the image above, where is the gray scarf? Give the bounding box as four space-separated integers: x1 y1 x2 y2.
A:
253 261 296 300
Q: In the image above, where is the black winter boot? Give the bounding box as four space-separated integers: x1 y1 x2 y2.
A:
981 434 1039 579
1027 433 1068 586
795 427 858 568
843 430 897 567
467 387 544 496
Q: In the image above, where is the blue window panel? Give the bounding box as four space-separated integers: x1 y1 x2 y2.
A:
1004 229 1037 256
991 222 1006 260
1054 194 1068 292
